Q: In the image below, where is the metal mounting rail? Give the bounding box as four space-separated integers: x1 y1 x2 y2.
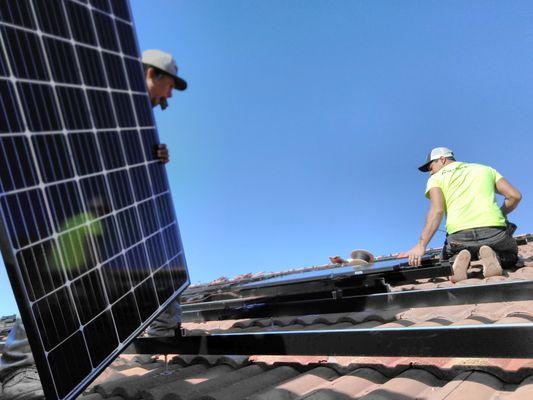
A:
182 279 533 322
128 323 533 358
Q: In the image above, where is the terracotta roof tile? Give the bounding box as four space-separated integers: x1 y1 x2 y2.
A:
507 376 533 400
78 393 104 400
247 366 339 400
300 367 387 399
200 365 299 400
360 368 444 399
138 364 234 400
85 356 533 399
96 364 208 398
433 371 504 400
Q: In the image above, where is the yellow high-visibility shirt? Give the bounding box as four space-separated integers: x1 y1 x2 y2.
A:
425 162 506 234
50 212 103 273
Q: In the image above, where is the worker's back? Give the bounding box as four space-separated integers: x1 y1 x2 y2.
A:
425 162 506 234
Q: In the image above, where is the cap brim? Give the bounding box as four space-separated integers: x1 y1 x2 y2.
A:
173 76 187 91
418 162 431 172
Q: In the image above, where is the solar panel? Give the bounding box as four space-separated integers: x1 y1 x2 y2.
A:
238 257 441 289
0 1 189 399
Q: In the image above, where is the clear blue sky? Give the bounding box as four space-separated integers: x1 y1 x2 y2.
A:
1 0 532 315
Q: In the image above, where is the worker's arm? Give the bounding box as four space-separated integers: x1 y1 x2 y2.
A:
495 178 522 216
398 187 445 266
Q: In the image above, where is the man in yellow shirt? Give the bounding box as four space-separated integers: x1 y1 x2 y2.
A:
400 147 522 282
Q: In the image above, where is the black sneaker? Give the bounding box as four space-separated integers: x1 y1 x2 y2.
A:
1 367 44 400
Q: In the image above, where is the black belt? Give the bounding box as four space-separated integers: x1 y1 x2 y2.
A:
448 226 506 236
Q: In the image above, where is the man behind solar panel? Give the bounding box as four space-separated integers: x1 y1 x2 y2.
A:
0 50 187 400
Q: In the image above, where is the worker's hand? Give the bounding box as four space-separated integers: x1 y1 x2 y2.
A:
397 243 426 266
155 144 169 164
329 255 346 264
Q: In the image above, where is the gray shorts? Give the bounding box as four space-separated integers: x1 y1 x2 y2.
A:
442 225 518 268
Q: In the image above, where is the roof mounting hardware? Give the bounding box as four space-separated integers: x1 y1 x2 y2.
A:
181 279 533 322
129 323 533 359
181 258 452 321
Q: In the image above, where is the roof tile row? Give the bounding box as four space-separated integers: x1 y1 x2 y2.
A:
84 355 533 400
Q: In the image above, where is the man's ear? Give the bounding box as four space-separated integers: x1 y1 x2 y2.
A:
146 67 155 81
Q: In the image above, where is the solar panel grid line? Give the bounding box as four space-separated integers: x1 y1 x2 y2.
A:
23 247 185 359
0 17 140 69
53 0 149 319
22 220 179 316
0 126 159 140
0 185 170 255
15 198 176 306
96 0 181 277
21 0 115 391
1 21 138 75
0 22 51 252
71 0 133 26
0 6 66 396
0 75 149 97
67 0 174 322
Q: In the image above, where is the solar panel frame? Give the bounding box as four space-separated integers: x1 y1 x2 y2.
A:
0 1 189 399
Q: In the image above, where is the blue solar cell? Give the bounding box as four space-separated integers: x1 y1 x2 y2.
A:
90 0 111 13
92 11 118 51
17 239 65 301
117 207 142 249
134 278 159 322
76 46 107 87
0 81 23 133
112 92 136 127
65 1 97 46
130 165 151 201
45 181 84 231
133 94 155 126
0 0 36 29
33 0 70 37
68 132 103 175
0 136 39 191
103 52 128 89
71 269 107 324
17 83 62 131
87 90 116 128
115 20 137 56
56 86 92 130
32 134 75 182
111 0 131 21
84 311 118 366
98 131 126 169
125 58 146 92
112 293 141 341
0 42 8 76
1 26 48 80
43 38 81 84
121 130 145 164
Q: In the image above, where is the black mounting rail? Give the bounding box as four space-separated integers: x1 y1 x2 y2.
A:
182 279 533 321
182 258 452 313
128 323 533 358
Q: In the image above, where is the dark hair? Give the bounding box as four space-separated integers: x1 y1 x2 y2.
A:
446 157 456 161
142 63 170 80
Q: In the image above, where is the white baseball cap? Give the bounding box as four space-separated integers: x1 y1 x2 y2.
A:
418 147 454 172
142 49 187 91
